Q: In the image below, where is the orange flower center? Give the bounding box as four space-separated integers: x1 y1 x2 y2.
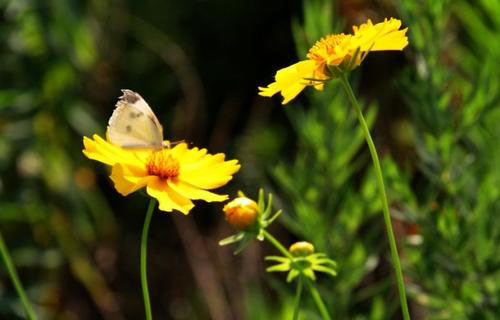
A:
307 34 351 64
146 150 180 180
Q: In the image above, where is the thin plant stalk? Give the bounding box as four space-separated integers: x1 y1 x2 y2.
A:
0 232 38 320
262 230 293 259
292 276 303 320
338 73 411 320
262 230 332 320
305 280 332 320
141 199 156 320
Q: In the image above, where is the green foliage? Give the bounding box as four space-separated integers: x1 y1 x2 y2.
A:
395 0 500 318
244 0 500 319
0 1 121 318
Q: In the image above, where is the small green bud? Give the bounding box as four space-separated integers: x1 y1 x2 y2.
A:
289 241 315 256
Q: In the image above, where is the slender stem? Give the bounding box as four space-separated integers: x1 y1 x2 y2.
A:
339 73 410 320
305 280 332 320
0 232 38 320
141 199 156 320
262 230 294 260
292 277 303 320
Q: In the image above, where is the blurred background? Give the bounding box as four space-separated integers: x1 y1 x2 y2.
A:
1 0 500 319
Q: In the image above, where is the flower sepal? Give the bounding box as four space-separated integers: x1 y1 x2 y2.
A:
219 189 282 254
265 242 337 282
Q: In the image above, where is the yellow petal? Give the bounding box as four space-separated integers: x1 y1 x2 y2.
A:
177 146 208 164
168 180 228 202
180 160 240 189
353 18 408 52
110 164 154 196
146 178 194 214
181 158 240 179
258 60 327 104
83 135 147 168
370 28 408 51
169 142 188 156
83 136 116 166
181 153 226 172
281 82 307 104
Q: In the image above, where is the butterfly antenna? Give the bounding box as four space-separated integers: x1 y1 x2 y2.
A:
163 139 187 149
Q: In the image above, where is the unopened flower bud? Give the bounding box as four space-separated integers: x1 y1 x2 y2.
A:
289 241 315 256
223 197 259 230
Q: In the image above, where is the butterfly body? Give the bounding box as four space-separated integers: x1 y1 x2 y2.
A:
108 89 164 149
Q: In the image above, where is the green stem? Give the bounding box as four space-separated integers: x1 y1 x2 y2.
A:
263 230 332 320
339 73 410 320
141 199 156 320
305 280 332 320
262 230 294 260
292 276 303 320
0 232 38 320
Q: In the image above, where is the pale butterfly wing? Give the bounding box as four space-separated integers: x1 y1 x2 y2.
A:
107 89 164 149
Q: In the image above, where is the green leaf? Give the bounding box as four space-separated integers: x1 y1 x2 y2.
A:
311 265 337 277
218 232 244 246
266 264 291 273
233 236 252 255
302 268 316 281
287 269 300 283
265 256 289 263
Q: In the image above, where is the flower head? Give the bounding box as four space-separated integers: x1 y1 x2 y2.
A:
266 247 337 283
83 134 240 214
258 18 408 104
223 196 259 230
219 189 282 254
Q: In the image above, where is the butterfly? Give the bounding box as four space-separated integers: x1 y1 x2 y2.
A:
107 89 166 149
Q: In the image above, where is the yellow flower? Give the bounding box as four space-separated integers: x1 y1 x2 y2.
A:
258 18 408 104
223 196 259 230
83 134 240 214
